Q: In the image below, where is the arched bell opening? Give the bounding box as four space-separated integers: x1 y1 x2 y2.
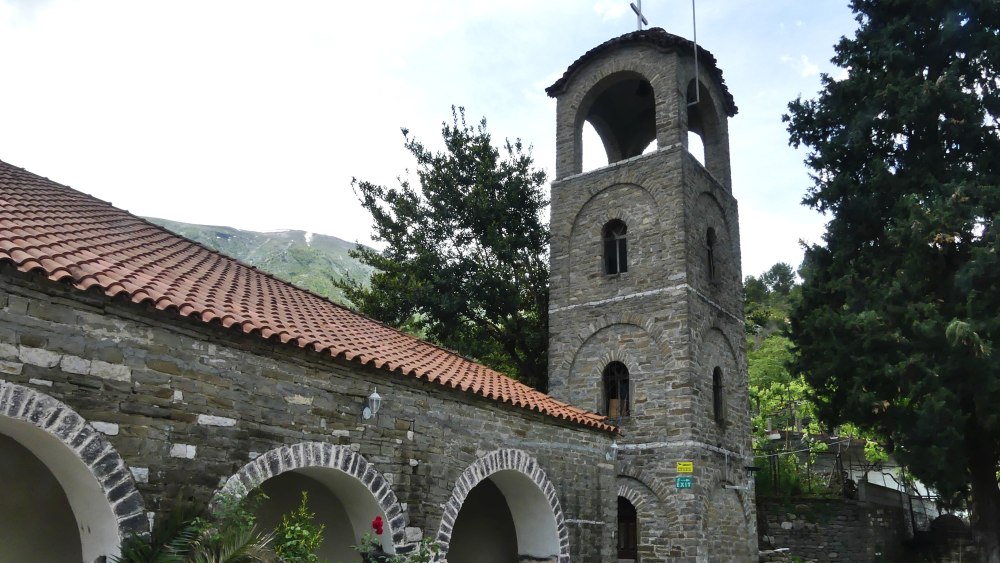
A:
686 79 728 182
579 72 657 167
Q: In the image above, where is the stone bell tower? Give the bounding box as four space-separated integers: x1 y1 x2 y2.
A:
545 29 757 561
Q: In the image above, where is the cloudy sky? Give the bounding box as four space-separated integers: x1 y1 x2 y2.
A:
0 0 858 278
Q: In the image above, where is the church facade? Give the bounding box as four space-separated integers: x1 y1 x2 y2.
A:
0 29 754 563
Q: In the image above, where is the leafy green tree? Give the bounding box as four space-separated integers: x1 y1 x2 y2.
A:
761 262 796 296
340 108 549 389
785 0 1000 558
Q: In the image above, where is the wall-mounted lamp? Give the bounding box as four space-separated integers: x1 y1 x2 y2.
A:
606 440 620 461
745 465 760 479
362 387 382 420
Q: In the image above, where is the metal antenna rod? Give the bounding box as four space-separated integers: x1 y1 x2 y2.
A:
688 0 701 107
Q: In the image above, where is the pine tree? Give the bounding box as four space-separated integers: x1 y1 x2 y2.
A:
785 1 1000 558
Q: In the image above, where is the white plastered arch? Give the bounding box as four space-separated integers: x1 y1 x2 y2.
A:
437 449 570 563
0 382 145 563
219 441 406 552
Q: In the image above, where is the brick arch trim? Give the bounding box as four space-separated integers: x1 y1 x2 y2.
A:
617 475 672 563
436 449 570 562
578 313 670 350
617 464 671 503
702 481 756 559
0 382 147 540
617 477 661 512
573 182 659 231
697 190 733 238
566 182 660 240
705 478 755 530
706 326 739 365
559 313 670 388
558 316 670 378
220 441 406 546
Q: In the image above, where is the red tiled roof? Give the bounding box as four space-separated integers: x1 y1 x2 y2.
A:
0 159 614 432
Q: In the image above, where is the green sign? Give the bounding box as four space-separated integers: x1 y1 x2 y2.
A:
676 476 693 489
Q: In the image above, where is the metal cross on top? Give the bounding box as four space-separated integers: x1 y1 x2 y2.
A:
630 0 649 30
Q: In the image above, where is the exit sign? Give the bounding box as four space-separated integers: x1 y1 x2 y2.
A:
676 476 693 489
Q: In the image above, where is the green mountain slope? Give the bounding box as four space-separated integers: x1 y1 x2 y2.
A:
146 217 374 306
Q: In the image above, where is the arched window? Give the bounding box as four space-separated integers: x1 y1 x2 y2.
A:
603 220 628 275
706 227 717 282
713 367 725 426
617 496 638 561
603 362 630 418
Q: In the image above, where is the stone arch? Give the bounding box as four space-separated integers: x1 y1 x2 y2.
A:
617 464 671 503
617 475 671 562
0 382 145 562
553 44 680 177
569 182 657 241
566 183 658 289
686 81 725 164
437 449 569 563
692 191 736 294
574 313 669 350
692 324 748 449
683 72 732 188
705 326 739 368
220 441 406 550
564 321 666 416
577 70 657 164
702 482 755 560
696 191 732 237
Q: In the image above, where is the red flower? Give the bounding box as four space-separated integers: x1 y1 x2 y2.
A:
372 515 384 535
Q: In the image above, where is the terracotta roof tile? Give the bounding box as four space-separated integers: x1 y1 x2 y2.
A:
0 159 614 432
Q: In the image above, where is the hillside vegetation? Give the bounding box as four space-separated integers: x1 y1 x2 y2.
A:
146 217 373 306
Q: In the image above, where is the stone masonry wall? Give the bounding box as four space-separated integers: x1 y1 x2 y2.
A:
0 267 617 562
547 129 754 563
759 498 908 562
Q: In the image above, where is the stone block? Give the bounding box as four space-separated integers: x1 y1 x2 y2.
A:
0 361 23 376
92 421 120 435
90 360 131 382
197 414 237 427
18 346 61 368
60 354 92 375
0 342 17 360
284 393 313 405
405 526 423 542
169 444 197 459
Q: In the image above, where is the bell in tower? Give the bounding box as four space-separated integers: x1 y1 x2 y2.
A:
545 28 756 561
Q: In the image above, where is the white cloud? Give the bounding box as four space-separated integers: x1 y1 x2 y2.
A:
0 0 858 274
593 0 627 21
781 54 820 78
